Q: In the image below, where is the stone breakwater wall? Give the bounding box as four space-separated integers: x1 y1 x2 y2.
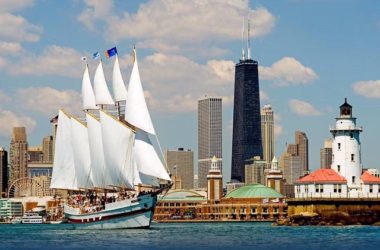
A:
276 198 380 226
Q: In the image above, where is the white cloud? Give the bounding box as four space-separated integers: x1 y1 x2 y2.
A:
16 87 81 116
207 60 235 82
0 109 36 137
288 99 321 116
352 80 380 98
274 113 283 137
80 1 275 56
9 45 84 77
139 53 234 113
260 90 269 102
0 42 23 55
0 0 34 13
259 57 317 86
78 0 113 30
0 13 42 42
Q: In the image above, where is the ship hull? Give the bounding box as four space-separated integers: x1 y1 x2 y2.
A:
64 193 157 230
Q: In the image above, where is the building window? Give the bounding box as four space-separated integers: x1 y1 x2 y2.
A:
305 185 308 193
320 184 324 193
351 154 355 162
334 184 337 193
350 133 353 139
352 176 356 184
338 143 341 150
338 184 342 193
262 208 268 214
296 185 300 193
240 208 246 214
315 184 319 193
369 184 373 193
273 207 279 214
251 208 256 214
337 165 340 172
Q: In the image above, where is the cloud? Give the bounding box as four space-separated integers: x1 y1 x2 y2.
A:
0 0 34 13
288 99 321 116
0 90 11 103
138 53 234 113
9 45 84 77
16 87 82 116
259 57 317 86
80 0 275 56
0 13 42 42
78 0 113 31
0 109 36 137
274 113 283 137
0 42 23 55
260 90 270 102
352 80 380 98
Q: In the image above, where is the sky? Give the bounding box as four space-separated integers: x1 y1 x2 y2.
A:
0 0 380 184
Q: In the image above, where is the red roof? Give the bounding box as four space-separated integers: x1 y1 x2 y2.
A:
296 169 347 184
361 171 380 184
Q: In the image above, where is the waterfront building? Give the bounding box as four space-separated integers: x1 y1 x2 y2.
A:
245 156 268 185
9 127 28 185
165 148 194 190
261 104 274 164
320 139 333 169
0 199 23 218
295 99 380 198
28 146 43 163
265 157 285 195
295 131 309 173
0 148 8 197
207 156 223 202
42 136 54 163
198 97 222 188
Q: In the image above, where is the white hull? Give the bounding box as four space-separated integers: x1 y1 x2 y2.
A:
64 194 157 230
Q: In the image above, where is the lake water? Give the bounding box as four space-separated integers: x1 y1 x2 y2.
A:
1 222 380 249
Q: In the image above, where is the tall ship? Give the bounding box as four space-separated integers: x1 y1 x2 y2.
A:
50 48 172 229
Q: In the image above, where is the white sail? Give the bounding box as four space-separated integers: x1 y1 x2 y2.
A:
50 110 78 190
86 113 110 188
82 65 99 110
133 129 171 181
100 110 135 188
70 118 93 189
125 51 155 135
112 55 128 102
94 61 114 105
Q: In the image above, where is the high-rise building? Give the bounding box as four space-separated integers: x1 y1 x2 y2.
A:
261 104 274 164
198 97 222 188
320 138 333 169
231 53 262 183
42 135 54 163
295 131 309 172
165 148 194 190
9 127 28 185
0 148 8 197
245 156 267 185
279 151 303 185
28 146 43 163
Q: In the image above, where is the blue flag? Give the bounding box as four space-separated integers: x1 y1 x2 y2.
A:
105 47 117 58
92 52 100 60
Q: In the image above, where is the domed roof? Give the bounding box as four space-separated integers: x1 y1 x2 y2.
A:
225 184 283 199
161 189 207 201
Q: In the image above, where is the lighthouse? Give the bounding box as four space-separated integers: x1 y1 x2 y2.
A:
330 98 363 193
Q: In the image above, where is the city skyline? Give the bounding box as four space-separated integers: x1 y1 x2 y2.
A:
0 1 380 185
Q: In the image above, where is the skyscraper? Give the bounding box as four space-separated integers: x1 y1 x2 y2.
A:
231 52 262 182
198 97 222 188
320 138 333 169
165 148 194 189
261 104 274 164
42 135 54 163
9 127 28 185
0 148 8 197
295 131 309 173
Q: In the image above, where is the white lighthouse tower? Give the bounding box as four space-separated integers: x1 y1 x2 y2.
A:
330 98 363 194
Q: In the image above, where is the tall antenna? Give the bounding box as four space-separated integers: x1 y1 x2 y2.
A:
241 17 245 60
247 17 251 60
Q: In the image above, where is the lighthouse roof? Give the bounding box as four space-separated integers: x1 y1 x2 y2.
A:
361 171 380 184
296 169 347 184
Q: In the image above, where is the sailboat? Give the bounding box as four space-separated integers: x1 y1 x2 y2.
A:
50 48 172 229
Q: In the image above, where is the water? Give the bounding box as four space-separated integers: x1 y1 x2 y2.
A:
1 222 380 249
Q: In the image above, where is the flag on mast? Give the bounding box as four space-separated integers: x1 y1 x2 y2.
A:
105 47 117 58
92 52 100 60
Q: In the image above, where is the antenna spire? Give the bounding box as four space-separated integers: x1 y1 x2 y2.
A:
241 17 245 60
247 17 251 60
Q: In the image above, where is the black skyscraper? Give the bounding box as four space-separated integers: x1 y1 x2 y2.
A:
231 58 263 182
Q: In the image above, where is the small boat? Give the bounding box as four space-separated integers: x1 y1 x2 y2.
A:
21 213 43 224
11 217 22 224
50 48 172 229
